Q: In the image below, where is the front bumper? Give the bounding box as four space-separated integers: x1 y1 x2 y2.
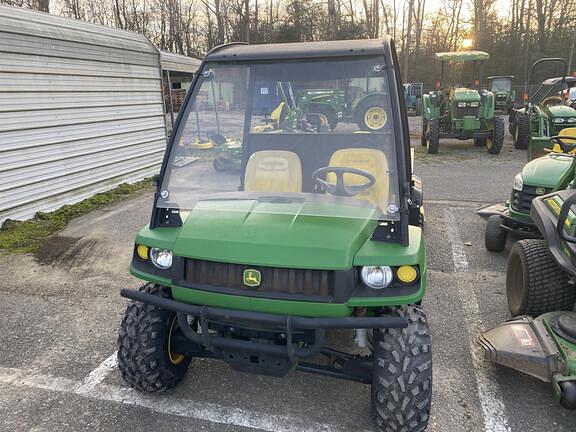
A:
121 288 408 360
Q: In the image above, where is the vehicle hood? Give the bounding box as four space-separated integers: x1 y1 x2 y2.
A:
545 104 576 118
522 153 574 188
453 88 481 102
172 198 380 270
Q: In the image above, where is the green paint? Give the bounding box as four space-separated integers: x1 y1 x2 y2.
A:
521 153 574 189
0 179 153 253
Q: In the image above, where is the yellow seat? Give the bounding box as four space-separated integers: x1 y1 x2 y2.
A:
552 127 576 153
252 102 288 133
244 150 302 193
327 148 389 208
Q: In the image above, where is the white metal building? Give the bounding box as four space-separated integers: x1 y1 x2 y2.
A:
0 5 200 223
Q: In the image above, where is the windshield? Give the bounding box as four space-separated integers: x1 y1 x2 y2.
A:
490 78 511 92
157 56 400 221
531 81 564 104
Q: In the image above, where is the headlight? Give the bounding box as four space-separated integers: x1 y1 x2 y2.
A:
458 102 467 108
136 244 149 260
470 101 479 107
150 248 173 269
553 118 565 124
568 118 576 123
513 173 523 191
361 266 393 289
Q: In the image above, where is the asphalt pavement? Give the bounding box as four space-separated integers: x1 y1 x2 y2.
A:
0 116 574 432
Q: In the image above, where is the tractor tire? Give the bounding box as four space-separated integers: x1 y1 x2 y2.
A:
485 215 507 252
307 104 338 130
415 99 423 116
117 283 192 392
421 118 428 146
427 118 440 154
372 305 432 432
487 116 505 154
506 240 575 317
213 155 230 171
356 95 388 131
514 114 530 150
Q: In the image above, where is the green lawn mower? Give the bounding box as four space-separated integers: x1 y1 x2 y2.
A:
487 75 515 114
509 57 576 157
421 51 504 154
117 39 432 432
478 130 576 252
478 189 576 410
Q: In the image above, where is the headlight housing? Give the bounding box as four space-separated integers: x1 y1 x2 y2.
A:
568 118 576 123
470 101 479 107
513 173 523 191
457 102 467 108
553 118 565 124
150 248 173 269
361 266 393 289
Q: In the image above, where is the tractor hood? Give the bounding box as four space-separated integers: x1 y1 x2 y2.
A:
522 153 574 188
453 88 481 102
171 198 380 270
545 104 576 118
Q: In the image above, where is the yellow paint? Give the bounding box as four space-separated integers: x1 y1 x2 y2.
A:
168 316 185 365
364 107 387 130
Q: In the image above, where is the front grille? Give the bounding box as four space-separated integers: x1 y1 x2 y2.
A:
453 106 479 118
184 259 333 298
496 95 507 101
511 185 551 214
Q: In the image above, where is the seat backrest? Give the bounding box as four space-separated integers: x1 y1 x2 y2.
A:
328 148 389 208
553 127 576 153
244 150 302 193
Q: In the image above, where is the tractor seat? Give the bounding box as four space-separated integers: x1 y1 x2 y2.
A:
327 148 389 209
244 150 302 193
552 127 576 153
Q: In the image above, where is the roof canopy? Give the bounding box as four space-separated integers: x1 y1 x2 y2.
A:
542 76 576 85
206 38 391 62
435 51 489 62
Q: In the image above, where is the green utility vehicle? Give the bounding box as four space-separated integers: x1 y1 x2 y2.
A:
421 51 504 154
478 129 576 252
117 39 431 432
479 188 576 410
509 57 576 156
487 75 515 114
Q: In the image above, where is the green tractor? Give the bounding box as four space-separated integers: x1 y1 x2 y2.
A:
421 51 504 154
479 130 576 252
117 39 432 432
479 188 576 410
487 75 515 114
509 58 576 157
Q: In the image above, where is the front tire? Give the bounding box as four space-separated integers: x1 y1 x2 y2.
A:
514 114 530 150
356 95 388 131
427 118 440 154
506 240 575 316
487 116 505 154
421 118 428 147
372 305 432 432
485 215 507 252
117 284 192 392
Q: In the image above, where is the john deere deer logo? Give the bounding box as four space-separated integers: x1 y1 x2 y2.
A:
243 269 261 287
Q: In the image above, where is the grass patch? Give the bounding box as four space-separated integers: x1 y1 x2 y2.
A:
0 179 153 254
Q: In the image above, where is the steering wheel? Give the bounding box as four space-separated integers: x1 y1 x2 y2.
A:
550 135 576 154
312 167 375 197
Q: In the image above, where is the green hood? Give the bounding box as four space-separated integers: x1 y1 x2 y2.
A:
453 88 481 102
172 199 380 270
522 153 574 188
546 104 576 118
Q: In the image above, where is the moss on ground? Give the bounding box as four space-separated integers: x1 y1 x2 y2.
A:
0 179 153 253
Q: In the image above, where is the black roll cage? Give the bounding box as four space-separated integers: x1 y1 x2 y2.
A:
150 38 412 246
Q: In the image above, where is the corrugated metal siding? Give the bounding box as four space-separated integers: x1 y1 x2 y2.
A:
0 5 167 223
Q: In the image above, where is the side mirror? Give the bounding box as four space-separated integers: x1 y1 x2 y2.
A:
557 194 576 243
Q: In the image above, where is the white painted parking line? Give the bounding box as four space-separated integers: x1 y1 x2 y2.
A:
0 365 368 432
75 351 117 393
444 209 512 432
